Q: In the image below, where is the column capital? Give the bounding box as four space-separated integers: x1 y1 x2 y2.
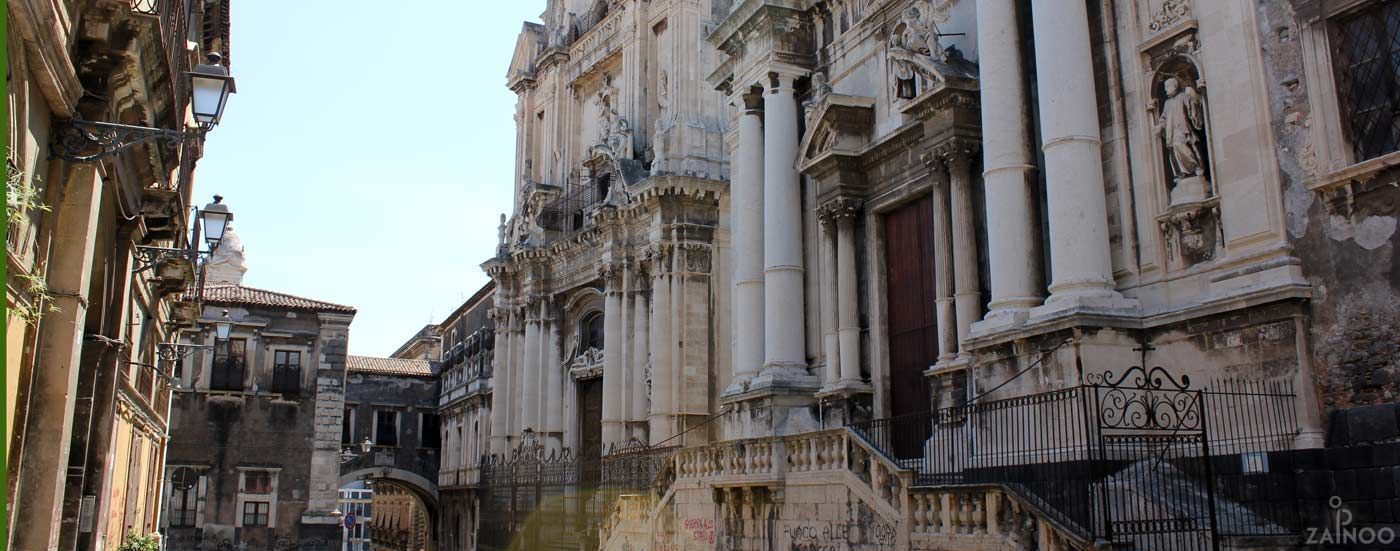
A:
766 69 804 93
933 138 980 169
817 197 862 227
597 261 626 291
732 90 765 114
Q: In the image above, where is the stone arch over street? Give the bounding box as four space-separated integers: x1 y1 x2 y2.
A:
340 468 440 551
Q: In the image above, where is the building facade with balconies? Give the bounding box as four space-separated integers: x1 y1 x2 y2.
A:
163 240 356 550
429 282 495 551
6 0 234 549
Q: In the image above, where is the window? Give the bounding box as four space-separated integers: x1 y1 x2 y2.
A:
375 410 400 447
243 471 273 494
168 470 200 528
580 311 604 353
242 501 270 526
210 338 247 391
271 350 301 395
421 413 441 448
343 407 354 444
1332 1 1400 161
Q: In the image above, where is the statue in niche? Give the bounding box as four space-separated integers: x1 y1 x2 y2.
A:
1151 60 1212 205
650 113 677 176
888 0 955 99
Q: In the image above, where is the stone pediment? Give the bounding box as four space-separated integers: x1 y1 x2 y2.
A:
507 23 545 91
798 94 876 173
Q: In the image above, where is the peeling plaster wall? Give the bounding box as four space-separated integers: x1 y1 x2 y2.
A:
1256 0 1400 415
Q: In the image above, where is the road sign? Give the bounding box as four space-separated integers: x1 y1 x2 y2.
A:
344 512 356 529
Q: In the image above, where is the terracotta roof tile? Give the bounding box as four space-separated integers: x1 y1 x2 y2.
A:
203 284 356 314
347 355 436 378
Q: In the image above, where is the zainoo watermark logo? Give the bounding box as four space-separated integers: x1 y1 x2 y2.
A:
1305 496 1397 545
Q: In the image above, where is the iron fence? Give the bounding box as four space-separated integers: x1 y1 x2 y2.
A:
849 368 1302 550
477 437 676 550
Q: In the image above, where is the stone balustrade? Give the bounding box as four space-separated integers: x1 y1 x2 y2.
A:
909 485 1089 551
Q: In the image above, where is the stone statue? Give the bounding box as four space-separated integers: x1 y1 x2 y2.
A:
650 113 677 176
888 0 954 98
497 213 508 252
804 71 832 117
1154 77 1210 203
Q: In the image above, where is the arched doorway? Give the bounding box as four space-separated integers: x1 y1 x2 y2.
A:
338 469 439 551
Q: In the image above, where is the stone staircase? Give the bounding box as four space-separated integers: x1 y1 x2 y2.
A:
596 428 1098 550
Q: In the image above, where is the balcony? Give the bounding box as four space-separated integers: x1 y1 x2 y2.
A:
209 358 245 392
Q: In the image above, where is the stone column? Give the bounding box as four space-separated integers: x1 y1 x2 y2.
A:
12 165 101 551
630 271 651 440
975 0 1044 327
833 200 863 384
761 72 807 376
520 299 542 433
544 299 564 452
489 308 511 454
1031 0 1126 307
818 212 841 388
945 145 982 352
648 248 674 443
601 264 626 446
306 313 355 524
728 92 766 393
508 306 525 439
924 155 957 363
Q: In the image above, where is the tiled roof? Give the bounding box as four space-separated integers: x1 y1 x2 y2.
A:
203 284 357 314
347 355 436 378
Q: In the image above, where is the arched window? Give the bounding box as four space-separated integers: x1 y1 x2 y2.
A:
579 311 604 352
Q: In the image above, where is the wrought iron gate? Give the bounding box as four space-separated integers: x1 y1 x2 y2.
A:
1087 365 1217 551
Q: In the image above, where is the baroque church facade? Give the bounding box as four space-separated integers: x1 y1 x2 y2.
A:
447 0 1400 549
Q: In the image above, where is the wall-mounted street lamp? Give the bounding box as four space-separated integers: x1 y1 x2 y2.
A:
133 195 236 305
214 309 233 340
52 53 236 163
341 437 375 464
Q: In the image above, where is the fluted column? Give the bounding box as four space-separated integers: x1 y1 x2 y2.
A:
489 308 512 454
761 72 807 375
946 146 982 353
976 0 1043 323
630 270 651 440
818 212 840 387
520 300 542 433
729 92 766 393
834 201 863 383
1031 0 1125 306
924 155 958 363
544 299 564 452
648 248 674 444
601 264 626 446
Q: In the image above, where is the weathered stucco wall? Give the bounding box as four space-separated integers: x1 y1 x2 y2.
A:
1255 0 1400 416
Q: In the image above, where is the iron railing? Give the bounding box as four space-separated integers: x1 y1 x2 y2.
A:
208 358 244 391
849 369 1301 550
540 178 610 235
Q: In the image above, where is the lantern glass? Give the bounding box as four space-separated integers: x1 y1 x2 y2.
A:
201 196 232 249
360 437 373 453
189 54 235 128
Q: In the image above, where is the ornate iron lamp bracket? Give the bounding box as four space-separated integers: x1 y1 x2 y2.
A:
157 342 212 363
133 245 197 273
52 119 196 163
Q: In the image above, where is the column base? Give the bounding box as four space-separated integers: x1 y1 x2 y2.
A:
815 385 874 427
720 379 821 440
1028 292 1140 326
752 361 819 390
722 373 759 397
970 306 1032 338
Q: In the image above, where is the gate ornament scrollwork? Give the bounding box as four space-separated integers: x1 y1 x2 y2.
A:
1087 365 1203 431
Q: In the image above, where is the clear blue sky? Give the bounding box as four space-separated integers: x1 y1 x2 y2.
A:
194 1 543 356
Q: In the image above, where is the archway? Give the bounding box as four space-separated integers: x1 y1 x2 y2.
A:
339 468 439 551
